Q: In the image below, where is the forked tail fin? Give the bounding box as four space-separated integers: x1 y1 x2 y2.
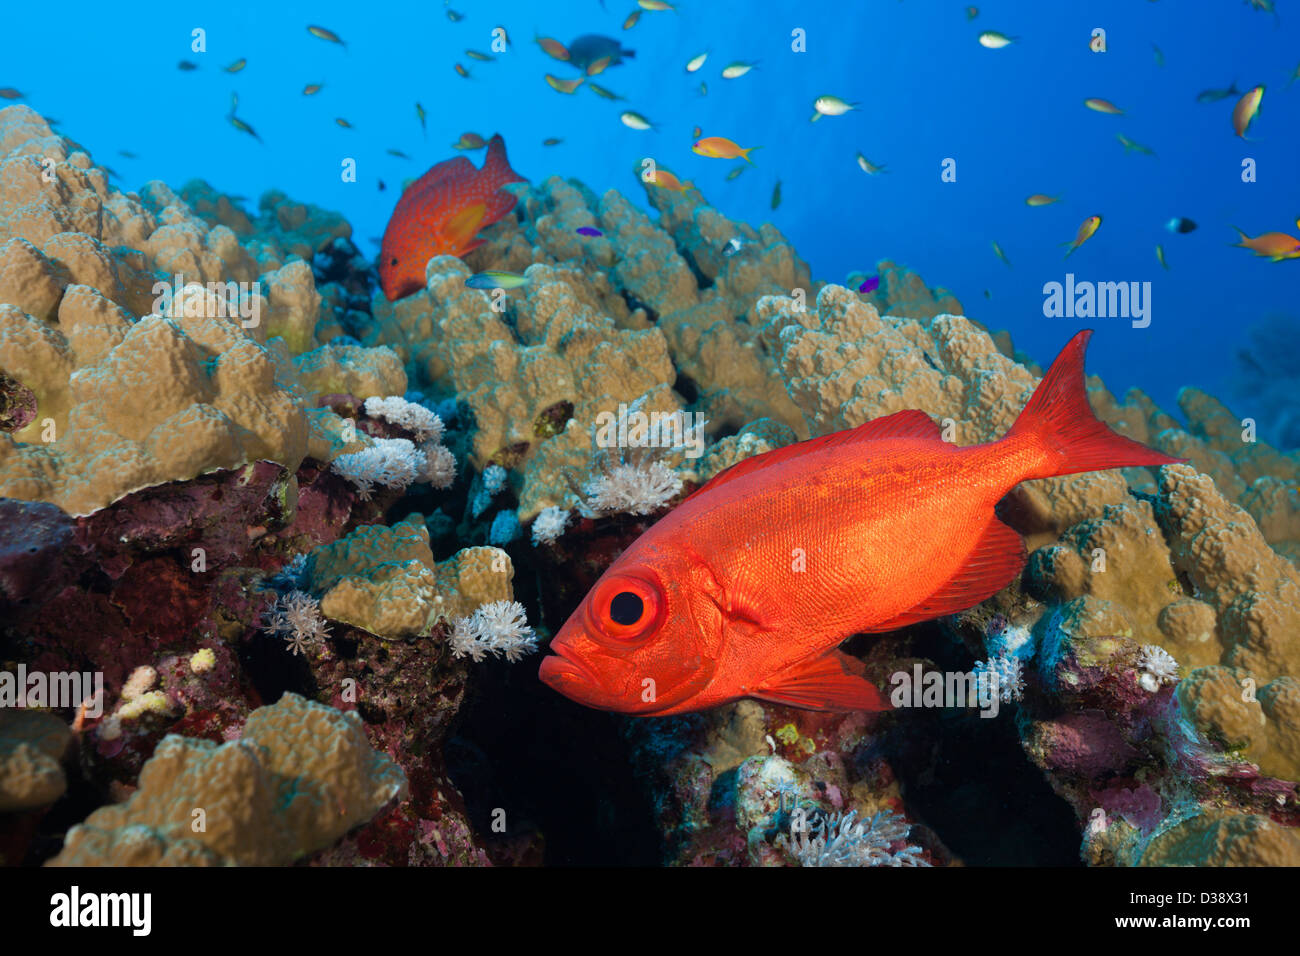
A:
1007 329 1185 479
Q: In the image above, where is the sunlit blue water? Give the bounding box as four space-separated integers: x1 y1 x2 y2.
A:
5 0 1297 420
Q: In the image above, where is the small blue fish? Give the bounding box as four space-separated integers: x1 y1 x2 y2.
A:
576 226 603 237
858 275 880 294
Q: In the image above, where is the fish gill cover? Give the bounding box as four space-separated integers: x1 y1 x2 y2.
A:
0 0 1298 898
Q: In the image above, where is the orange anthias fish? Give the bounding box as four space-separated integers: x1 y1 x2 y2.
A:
539 331 1182 716
1231 224 1300 261
692 135 759 162
378 134 526 301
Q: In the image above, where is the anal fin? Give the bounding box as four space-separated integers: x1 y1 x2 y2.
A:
868 518 1026 632
752 651 890 712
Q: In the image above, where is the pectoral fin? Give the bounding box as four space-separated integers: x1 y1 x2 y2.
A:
445 202 488 250
867 518 1027 632
752 651 890 712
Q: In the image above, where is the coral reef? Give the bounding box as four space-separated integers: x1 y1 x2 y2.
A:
1 101 1297 868
48 693 405 865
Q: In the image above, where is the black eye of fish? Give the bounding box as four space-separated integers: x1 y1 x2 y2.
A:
389 257 398 265
609 591 644 625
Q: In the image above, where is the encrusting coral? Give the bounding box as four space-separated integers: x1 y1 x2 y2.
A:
48 693 406 866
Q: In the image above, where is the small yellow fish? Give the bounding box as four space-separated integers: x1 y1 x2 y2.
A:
721 62 757 79
335 117 353 129
856 153 887 174
1156 244 1169 270
992 240 1012 267
543 137 563 146
416 102 427 136
698 81 708 97
978 31 1016 49
624 10 641 29
454 63 470 78
302 83 323 95
1152 44 1164 68
967 6 979 18
1116 133 1156 156
307 25 346 49
546 74 585 94
387 148 411 159
1231 225 1300 261
225 58 247 73
0 88 23 100
1063 215 1103 258
693 136 759 162
1232 85 1264 138
446 8 464 22
686 52 708 73
621 111 655 131
453 132 488 150
1025 194 1059 206
692 126 702 138
1084 98 1124 114
588 82 624 100
536 37 570 61
771 180 782 210
814 95 859 117
638 0 675 10
726 166 745 181
587 56 612 76
465 49 494 61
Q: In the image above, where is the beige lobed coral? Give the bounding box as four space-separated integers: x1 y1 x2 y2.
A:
306 514 515 640
0 105 408 515
48 693 406 866
0 708 71 815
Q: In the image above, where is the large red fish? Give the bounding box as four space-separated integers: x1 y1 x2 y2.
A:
539 331 1183 716
378 133 525 300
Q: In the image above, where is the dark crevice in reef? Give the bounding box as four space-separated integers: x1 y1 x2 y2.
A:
620 290 658 323
676 243 715 291
448 524 663 865
869 624 1083 866
447 658 662 866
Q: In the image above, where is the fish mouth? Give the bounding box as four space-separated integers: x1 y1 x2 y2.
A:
538 643 606 697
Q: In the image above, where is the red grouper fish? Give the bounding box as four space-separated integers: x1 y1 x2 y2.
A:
378 133 526 301
539 330 1185 716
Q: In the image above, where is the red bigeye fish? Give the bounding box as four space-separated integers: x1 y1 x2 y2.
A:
378 134 525 301
539 331 1184 716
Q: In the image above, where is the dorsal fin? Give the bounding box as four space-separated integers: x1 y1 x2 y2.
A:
685 410 940 503
865 518 1026 632
407 156 476 196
